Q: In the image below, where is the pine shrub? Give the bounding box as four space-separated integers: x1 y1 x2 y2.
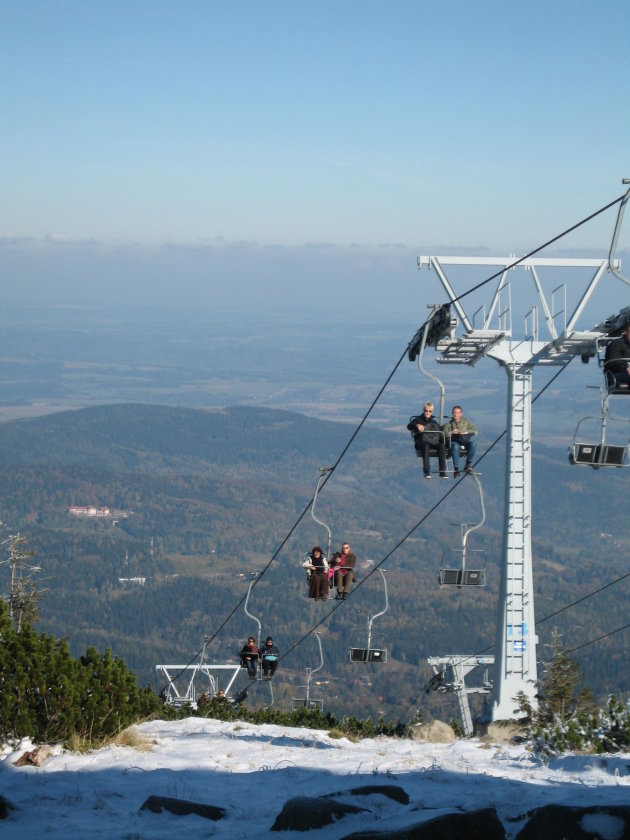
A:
0 601 163 744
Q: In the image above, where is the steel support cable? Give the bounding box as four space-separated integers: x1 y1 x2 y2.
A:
533 622 630 684
536 571 630 627
212 191 612 657
566 623 630 655
281 397 518 665
161 484 335 690
533 623 630 673
279 474 463 663
449 194 625 306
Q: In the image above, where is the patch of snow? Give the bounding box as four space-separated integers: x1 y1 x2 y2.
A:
1 718 629 839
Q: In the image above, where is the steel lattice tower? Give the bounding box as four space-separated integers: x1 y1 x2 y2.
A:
417 255 619 720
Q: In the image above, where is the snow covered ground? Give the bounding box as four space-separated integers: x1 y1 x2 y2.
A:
2 717 630 839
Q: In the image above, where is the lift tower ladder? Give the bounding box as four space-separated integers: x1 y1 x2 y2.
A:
418 254 617 721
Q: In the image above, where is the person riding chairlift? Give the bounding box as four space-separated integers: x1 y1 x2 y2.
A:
302 545 329 600
260 636 280 680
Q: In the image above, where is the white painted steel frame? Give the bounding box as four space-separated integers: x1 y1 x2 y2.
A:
420 255 613 722
427 655 494 737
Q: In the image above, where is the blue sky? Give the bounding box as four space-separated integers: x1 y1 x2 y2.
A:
1 0 629 310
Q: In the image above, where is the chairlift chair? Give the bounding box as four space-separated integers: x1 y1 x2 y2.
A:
602 335 630 396
349 569 389 664
292 632 325 711
439 471 487 587
603 359 630 395
241 573 274 705
408 303 448 454
568 385 630 469
601 178 630 392
439 549 487 587
568 179 630 464
407 305 468 474
408 416 448 465
301 467 333 590
608 178 630 288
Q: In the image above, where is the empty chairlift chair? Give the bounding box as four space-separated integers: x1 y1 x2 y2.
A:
439 471 487 587
568 382 630 469
349 569 389 663
292 633 325 711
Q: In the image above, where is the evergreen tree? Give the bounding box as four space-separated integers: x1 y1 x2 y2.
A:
535 629 594 726
0 601 162 743
2 534 45 632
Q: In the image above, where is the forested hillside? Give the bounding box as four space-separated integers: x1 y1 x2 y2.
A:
0 404 627 722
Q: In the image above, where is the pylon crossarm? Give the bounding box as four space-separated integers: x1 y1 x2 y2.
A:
421 255 614 367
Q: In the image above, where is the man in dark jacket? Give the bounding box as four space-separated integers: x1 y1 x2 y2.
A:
407 401 447 479
605 325 630 389
330 542 357 599
260 636 280 680
240 636 259 679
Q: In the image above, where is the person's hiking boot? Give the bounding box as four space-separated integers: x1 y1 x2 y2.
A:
464 462 473 473
453 470 461 479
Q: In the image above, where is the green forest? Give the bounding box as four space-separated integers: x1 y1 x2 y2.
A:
0 403 628 724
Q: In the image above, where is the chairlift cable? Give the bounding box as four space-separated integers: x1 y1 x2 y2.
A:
537 570 630 627
452 194 626 306
565 622 630 655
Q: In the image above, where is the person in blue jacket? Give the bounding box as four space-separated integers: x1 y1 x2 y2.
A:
260 636 280 680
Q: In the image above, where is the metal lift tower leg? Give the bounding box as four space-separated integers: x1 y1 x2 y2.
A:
492 366 537 720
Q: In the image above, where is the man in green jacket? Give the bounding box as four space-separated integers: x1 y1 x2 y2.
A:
443 405 478 478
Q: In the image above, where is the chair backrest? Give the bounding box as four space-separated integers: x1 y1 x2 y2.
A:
349 647 387 663
571 443 628 467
